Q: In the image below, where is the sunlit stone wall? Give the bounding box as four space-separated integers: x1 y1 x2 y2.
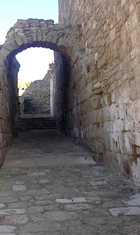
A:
58 0 140 185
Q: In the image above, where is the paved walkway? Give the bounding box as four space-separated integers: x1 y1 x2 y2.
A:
0 130 140 234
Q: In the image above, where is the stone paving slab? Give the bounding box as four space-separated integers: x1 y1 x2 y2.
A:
2 156 95 169
0 130 140 234
0 165 139 234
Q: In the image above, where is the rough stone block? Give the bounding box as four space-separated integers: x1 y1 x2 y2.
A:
135 76 140 96
46 34 53 43
113 119 124 132
110 27 116 42
79 76 86 91
135 99 140 121
55 198 73 204
51 35 58 44
0 107 6 120
121 0 126 6
70 225 119 234
129 12 138 31
32 33 37 41
15 36 23 46
117 104 126 120
132 158 140 186
131 30 138 48
93 139 104 153
109 207 140 216
20 222 61 233
0 47 10 58
64 203 94 210
37 33 42 41
123 132 133 155
89 181 107 186
121 21 129 42
123 193 140 206
12 185 27 192
73 127 79 138
3 214 28 225
98 54 107 70
102 107 111 122
110 104 119 120
0 209 25 215
90 124 101 138
72 197 87 203
22 35 28 45
104 121 114 133
87 95 102 111
101 92 111 107
4 43 14 52
31 211 78 222
115 82 130 105
130 79 136 100
134 132 140 146
0 225 17 233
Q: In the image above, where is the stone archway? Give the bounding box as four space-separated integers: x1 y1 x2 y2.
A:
1 19 71 59
0 18 88 165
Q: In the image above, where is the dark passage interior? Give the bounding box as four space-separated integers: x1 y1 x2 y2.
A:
7 48 70 141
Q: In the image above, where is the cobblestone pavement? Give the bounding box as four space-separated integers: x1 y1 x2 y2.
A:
0 130 140 234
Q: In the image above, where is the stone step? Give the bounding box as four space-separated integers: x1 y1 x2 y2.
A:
2 156 96 169
20 117 57 130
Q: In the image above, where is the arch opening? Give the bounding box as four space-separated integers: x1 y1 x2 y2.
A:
16 47 54 118
8 45 69 134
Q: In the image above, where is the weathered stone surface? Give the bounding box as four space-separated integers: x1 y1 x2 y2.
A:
12 185 26 191
83 216 122 225
19 64 53 116
64 203 94 210
0 225 17 233
89 180 107 186
123 225 140 234
55 199 73 204
0 209 25 215
69 225 119 234
31 211 78 222
109 207 140 216
72 197 87 203
8 202 32 209
58 0 140 186
0 204 5 209
0 215 28 225
0 129 139 234
123 193 140 206
20 222 61 233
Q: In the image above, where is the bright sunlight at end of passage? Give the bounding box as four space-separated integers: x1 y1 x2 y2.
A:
16 48 54 82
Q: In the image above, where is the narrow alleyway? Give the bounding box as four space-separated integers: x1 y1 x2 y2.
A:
0 130 140 234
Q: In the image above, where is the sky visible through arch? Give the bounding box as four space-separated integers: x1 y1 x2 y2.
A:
0 0 58 81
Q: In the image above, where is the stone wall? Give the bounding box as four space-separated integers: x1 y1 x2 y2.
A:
54 52 69 131
0 56 19 165
58 0 140 185
19 66 52 116
50 63 56 117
